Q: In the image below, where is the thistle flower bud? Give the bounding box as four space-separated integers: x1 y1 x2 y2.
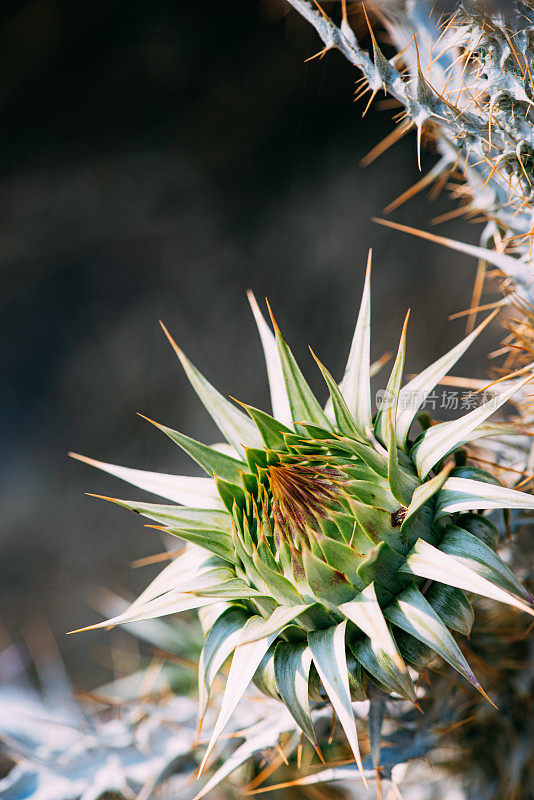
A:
73 260 534 778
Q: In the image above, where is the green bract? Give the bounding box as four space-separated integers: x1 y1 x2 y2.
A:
73 262 534 780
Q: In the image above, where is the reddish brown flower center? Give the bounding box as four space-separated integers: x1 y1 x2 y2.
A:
267 461 344 544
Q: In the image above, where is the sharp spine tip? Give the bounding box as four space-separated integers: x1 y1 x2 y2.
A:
265 298 280 332
160 320 183 356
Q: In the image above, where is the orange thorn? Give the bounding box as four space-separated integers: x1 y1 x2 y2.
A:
131 548 184 568
137 412 164 429
362 87 378 117
264 298 280 333
311 0 329 20
360 122 413 167
159 320 183 359
304 47 330 63
465 258 487 335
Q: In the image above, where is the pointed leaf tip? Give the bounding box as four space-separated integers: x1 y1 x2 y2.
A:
274 321 331 429
333 254 373 433
308 622 367 787
401 539 534 619
414 373 533 478
375 309 410 444
274 642 316 746
309 348 361 436
85 492 122 504
137 412 161 428
384 584 488 699
159 320 183 357
396 308 500 447
265 297 279 332
247 293 292 425
162 338 263 455
69 451 98 466
71 455 223 507
199 611 294 775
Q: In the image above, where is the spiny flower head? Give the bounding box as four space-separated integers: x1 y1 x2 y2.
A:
72 257 534 783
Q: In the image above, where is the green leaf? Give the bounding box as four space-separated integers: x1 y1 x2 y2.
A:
437 476 534 516
311 351 363 438
448 465 501 486
375 310 410 445
198 606 249 726
241 403 292 450
331 437 389 478
346 655 366 700
318 538 367 589
161 323 263 456
273 322 332 429
308 622 366 781
302 546 359 605
323 510 375 553
70 453 224 508
457 513 499 550
252 548 305 605
340 583 415 702
139 416 247 483
232 524 268 596
350 638 406 697
196 579 268 600
346 480 399 513
439 525 533 603
412 375 532 478
347 500 395 548
403 463 453 523
162 526 235 562
199 606 304 773
248 290 293 425
274 642 317 745
387 411 418 506
253 645 278 698
215 476 246 514
395 312 497 447
384 584 485 694
395 629 434 670
356 542 407 597
88 496 232 531
336 253 372 433
399 538 534 617
425 583 474 636
400 505 439 556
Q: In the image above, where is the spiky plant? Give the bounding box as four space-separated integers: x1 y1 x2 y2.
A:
70 259 534 785
283 0 534 345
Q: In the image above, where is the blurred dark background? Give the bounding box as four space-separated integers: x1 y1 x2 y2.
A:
0 0 499 683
